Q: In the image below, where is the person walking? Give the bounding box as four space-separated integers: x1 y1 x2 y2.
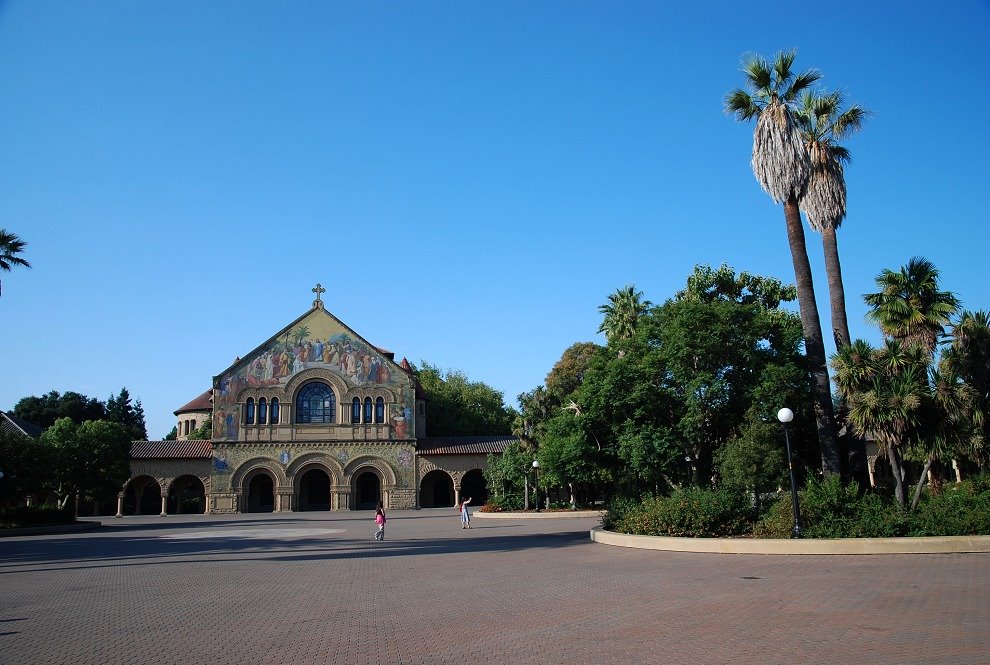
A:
459 497 472 529
374 501 387 540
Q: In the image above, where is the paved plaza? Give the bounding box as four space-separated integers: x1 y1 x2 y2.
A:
1 511 987 665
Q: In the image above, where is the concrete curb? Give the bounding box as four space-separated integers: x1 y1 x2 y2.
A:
590 526 990 555
475 510 604 519
0 520 102 538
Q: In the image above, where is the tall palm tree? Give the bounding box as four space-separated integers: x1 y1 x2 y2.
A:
0 229 31 297
598 285 652 342
864 256 960 357
726 50 840 474
942 310 990 466
795 90 868 348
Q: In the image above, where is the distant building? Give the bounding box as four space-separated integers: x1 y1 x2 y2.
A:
119 285 511 516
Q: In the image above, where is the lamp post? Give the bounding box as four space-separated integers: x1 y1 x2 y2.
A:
777 407 803 539
532 460 541 513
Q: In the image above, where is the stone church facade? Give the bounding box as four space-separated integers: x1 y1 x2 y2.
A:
118 286 509 516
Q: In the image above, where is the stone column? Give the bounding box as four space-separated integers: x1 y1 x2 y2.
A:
454 486 460 507
160 494 167 517
116 493 124 518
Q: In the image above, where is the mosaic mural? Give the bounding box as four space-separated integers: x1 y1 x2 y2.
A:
211 308 415 441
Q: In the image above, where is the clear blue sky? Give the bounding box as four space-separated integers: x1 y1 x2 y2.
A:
2 1 988 440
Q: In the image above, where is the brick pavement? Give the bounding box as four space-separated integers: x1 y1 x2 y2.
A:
1 510 987 664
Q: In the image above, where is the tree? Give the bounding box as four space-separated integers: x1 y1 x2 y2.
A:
164 425 178 441
40 418 132 512
716 418 788 513
725 49 840 474
597 285 652 342
105 388 149 440
795 90 868 348
0 429 49 506
12 391 106 429
415 362 514 437
0 229 31 297
187 420 212 440
941 311 990 467
545 342 600 400
864 256 961 357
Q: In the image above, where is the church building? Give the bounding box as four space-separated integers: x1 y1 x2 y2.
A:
120 285 511 516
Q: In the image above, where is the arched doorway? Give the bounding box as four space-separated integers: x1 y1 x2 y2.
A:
298 468 331 511
461 469 488 506
420 470 454 508
167 475 206 514
353 470 381 510
123 476 162 515
246 472 275 512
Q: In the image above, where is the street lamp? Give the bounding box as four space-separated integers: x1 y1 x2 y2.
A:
532 460 541 513
777 407 803 539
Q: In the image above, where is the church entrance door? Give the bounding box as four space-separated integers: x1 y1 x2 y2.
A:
298 468 331 511
354 471 380 510
246 473 275 512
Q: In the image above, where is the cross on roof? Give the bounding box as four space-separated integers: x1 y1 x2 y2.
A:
312 283 326 309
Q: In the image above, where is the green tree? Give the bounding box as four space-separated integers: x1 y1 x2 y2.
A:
716 418 788 513
164 425 178 441
0 229 31 297
597 285 652 342
725 50 840 475
864 256 961 357
415 362 514 437
942 311 990 465
13 391 106 429
795 89 868 349
105 388 148 440
545 342 600 401
0 429 49 506
40 418 132 511
187 420 212 440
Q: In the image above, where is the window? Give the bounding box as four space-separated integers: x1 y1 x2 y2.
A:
364 397 373 423
245 398 255 425
270 398 280 424
352 397 361 423
375 397 385 423
183 420 189 435
295 382 336 424
192 420 197 431
259 398 268 425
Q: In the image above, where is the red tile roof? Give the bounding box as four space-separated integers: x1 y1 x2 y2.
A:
131 440 213 459
417 436 515 455
174 390 213 415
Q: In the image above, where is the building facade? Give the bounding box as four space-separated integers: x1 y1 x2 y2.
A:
119 287 509 516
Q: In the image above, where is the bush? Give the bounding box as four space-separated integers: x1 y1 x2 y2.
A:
908 480 990 536
754 476 906 538
480 494 523 513
0 504 76 529
606 487 750 537
601 495 640 530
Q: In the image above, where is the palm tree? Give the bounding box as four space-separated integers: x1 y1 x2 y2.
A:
942 310 990 467
833 339 927 508
795 90 868 348
0 229 31 297
726 50 840 474
597 285 652 342
864 257 960 357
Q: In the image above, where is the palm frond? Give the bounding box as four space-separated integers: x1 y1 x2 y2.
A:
724 89 761 120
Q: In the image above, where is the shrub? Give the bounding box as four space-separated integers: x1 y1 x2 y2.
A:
480 494 523 513
607 487 750 538
907 480 990 536
601 495 640 530
754 476 906 538
0 504 76 529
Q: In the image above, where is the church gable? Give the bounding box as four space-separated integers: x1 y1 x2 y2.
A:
211 299 415 442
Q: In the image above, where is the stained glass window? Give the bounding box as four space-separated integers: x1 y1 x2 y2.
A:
295 382 336 424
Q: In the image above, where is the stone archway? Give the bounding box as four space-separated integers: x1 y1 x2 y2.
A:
353 470 381 510
166 475 207 514
245 471 276 513
297 468 332 511
123 476 162 516
460 469 488 506
420 470 455 508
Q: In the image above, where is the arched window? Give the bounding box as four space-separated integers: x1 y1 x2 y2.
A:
295 382 336 424
270 398 280 424
375 397 385 423
245 398 255 425
364 397 373 423
258 398 268 425
352 397 361 423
